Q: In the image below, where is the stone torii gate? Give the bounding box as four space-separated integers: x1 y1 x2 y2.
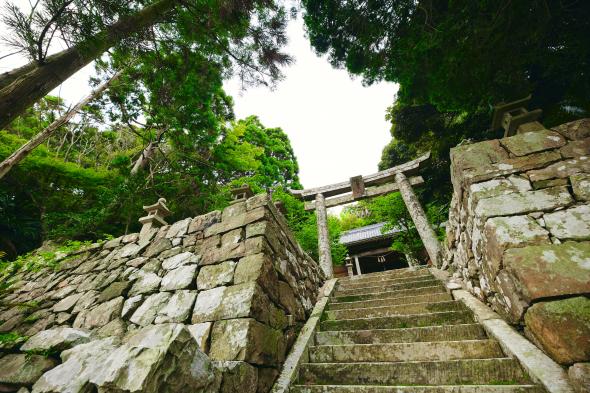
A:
290 152 442 277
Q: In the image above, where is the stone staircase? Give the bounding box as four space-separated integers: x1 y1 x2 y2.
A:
291 267 545 393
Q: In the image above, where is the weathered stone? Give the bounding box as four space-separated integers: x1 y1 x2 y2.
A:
532 177 569 190
451 140 509 175
157 246 183 260
191 282 269 324
92 324 215 393
103 236 122 249
122 233 139 244
528 157 590 182
210 318 285 366
97 281 130 303
165 218 191 238
128 271 161 296
493 271 529 323
234 253 279 303
246 193 270 211
139 258 161 273
0 354 57 387
552 118 590 140
73 296 124 330
51 285 76 300
71 291 98 314
52 292 82 313
118 242 144 258
504 242 590 302
278 281 305 321
464 151 562 185
161 264 197 291
154 290 197 323
204 207 267 238
129 292 171 326
569 363 590 393
483 215 550 278
199 241 246 266
143 237 172 258
214 361 258 393
507 175 533 192
544 205 590 240
500 130 566 157
94 318 127 338
121 295 143 319
21 327 90 352
525 297 590 365
561 137 590 158
474 186 573 218
32 337 119 393
187 322 212 353
125 256 147 267
197 261 236 290
188 210 222 234
162 251 198 270
222 201 247 222
572 174 590 201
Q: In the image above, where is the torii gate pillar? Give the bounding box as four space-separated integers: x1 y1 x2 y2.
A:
315 193 333 278
395 172 442 267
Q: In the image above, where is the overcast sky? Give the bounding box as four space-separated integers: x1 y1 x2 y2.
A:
0 9 398 208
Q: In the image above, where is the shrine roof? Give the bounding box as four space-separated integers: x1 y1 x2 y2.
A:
339 222 399 246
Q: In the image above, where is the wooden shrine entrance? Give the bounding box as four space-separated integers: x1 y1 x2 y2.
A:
290 152 442 278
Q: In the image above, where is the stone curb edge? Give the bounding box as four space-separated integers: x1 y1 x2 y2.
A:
270 278 338 393
429 268 575 393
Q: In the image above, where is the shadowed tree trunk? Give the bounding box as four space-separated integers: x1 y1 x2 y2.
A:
0 71 122 179
0 0 176 130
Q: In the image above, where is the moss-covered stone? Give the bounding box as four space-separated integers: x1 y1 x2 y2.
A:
525 297 590 365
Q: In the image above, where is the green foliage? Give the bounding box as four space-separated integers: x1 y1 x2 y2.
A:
0 332 28 349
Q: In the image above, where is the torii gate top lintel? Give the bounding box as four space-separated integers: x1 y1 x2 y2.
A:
290 151 431 211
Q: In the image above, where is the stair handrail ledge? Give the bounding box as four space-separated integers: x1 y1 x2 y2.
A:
428 267 575 393
271 278 338 393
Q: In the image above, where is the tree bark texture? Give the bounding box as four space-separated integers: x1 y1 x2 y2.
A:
0 0 176 130
0 71 121 179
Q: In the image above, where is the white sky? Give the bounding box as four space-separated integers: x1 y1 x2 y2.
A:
0 7 398 211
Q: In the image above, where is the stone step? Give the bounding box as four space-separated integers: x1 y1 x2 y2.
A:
335 278 442 297
298 358 531 386
338 272 433 290
325 300 466 320
315 324 488 346
291 385 544 393
332 285 447 304
320 310 475 331
328 292 453 311
338 267 428 284
309 340 504 363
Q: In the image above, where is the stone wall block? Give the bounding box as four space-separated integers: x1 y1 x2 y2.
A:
524 297 590 365
204 207 268 238
278 281 305 321
483 215 550 278
544 205 590 240
528 157 590 182
129 292 171 326
155 290 197 323
210 318 286 366
568 363 590 393
474 186 573 218
552 118 590 140
166 218 191 239
192 282 270 324
504 242 590 302
161 264 197 291
571 174 590 201
197 261 236 290
222 201 247 222
493 270 529 324
561 137 590 158
214 361 258 393
234 253 279 303
73 296 124 330
500 130 566 157
188 210 222 234
0 354 58 388
188 322 213 353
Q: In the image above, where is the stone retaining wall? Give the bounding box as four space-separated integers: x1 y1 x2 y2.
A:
0 193 324 393
444 119 590 385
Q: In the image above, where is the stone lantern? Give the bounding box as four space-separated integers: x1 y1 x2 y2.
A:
345 255 354 278
230 184 253 204
138 198 171 237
